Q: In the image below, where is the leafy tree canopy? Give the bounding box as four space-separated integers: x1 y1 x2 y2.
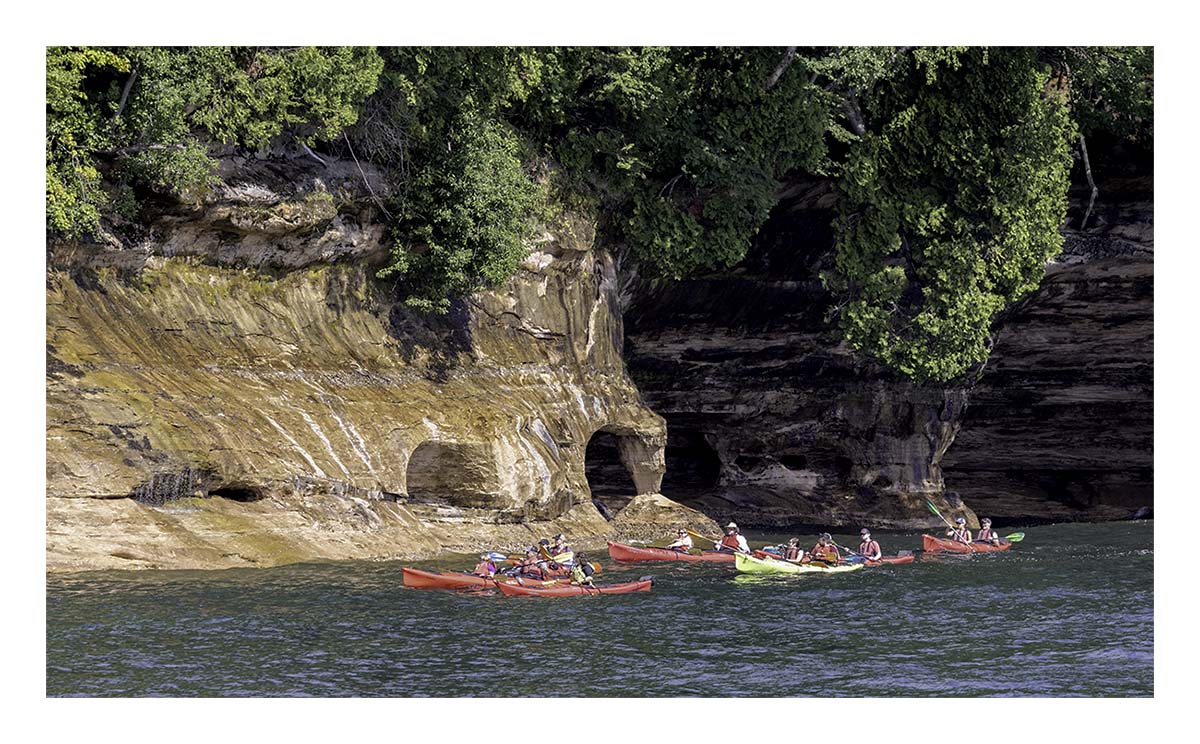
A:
47 46 1151 382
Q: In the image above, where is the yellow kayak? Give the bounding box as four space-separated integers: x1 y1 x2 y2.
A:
734 552 864 575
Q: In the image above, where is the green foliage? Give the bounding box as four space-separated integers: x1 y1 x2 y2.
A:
45 46 382 238
376 106 540 313
1043 47 1153 144
827 47 1075 382
539 48 830 278
49 46 1151 382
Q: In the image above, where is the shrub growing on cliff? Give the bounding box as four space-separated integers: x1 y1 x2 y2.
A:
824 47 1075 383
45 46 383 238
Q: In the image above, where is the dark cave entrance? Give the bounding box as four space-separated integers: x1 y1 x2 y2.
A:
584 430 638 517
659 426 722 510
208 485 264 503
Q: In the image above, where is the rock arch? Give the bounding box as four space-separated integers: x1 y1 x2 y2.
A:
583 425 664 516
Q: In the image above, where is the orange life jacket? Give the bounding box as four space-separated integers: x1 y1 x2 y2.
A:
473 561 496 576
720 533 742 550
811 544 839 562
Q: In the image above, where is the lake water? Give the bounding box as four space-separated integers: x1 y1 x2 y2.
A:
46 521 1153 697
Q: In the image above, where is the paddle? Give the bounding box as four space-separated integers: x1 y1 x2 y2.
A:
925 499 976 553
831 541 869 564
687 527 749 554
1005 532 1025 543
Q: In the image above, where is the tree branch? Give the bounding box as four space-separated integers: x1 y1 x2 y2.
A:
765 46 798 91
1078 133 1099 230
111 66 139 123
343 132 392 220
843 94 867 136
300 142 328 168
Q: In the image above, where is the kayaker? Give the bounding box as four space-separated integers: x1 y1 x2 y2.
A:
665 528 694 552
808 533 841 564
516 548 548 579
714 522 750 553
550 533 571 556
858 529 882 561
473 553 497 577
781 537 804 562
945 517 973 544
975 518 1000 544
570 553 596 586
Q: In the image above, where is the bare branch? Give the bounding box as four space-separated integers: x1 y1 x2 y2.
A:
343 132 393 220
111 66 139 123
765 46 799 91
300 142 328 168
843 95 867 136
1078 133 1099 230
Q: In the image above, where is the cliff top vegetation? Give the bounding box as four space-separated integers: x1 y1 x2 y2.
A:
46 46 1152 382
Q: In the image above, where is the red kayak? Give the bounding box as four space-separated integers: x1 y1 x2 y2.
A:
866 554 916 566
922 534 1012 554
402 567 564 590
608 541 737 563
497 579 654 597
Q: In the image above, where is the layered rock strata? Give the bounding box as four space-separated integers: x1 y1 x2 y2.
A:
46 156 698 571
942 176 1153 522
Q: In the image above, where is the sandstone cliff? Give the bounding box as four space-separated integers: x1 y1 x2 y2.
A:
46 155 714 571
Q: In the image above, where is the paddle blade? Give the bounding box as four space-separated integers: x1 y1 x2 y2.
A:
1005 532 1025 542
925 499 942 517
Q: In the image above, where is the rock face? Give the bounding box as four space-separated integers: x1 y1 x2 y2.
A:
941 176 1154 523
624 276 971 531
46 155 693 571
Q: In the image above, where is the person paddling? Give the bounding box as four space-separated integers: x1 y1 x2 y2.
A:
808 533 841 564
516 547 547 579
551 533 571 556
781 537 804 562
975 518 1000 545
473 553 497 577
945 517 973 545
570 553 596 587
858 529 882 562
665 528 694 552
714 522 750 553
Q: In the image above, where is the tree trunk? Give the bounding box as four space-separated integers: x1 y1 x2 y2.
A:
1078 133 1099 230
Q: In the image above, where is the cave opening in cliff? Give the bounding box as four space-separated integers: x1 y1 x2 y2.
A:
659 427 722 509
584 430 638 517
208 485 264 502
406 441 493 507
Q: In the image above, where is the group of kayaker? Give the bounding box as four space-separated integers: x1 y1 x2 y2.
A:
472 533 597 586
660 521 986 565
944 516 1003 545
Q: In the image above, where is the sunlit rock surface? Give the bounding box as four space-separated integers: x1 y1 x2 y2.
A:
46 157 681 571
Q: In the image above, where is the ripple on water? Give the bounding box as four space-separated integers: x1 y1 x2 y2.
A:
47 522 1154 697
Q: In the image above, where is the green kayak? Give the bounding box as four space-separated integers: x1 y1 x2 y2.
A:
734 552 864 575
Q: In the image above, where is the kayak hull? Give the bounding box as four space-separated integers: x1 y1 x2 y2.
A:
497 579 654 597
401 567 563 590
867 554 916 566
607 541 736 563
921 534 1012 553
734 552 864 575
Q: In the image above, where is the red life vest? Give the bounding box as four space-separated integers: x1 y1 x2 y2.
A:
859 540 881 559
978 528 997 541
720 533 742 550
949 528 971 543
783 545 801 561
